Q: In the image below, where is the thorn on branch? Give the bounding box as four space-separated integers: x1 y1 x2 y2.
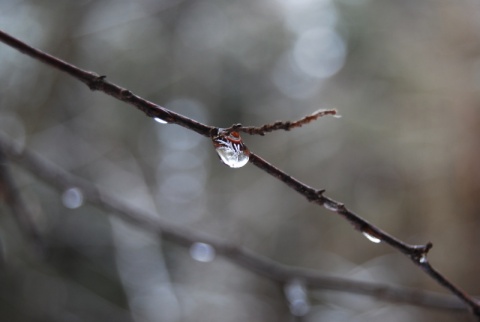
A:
411 242 433 263
336 203 347 213
306 189 325 202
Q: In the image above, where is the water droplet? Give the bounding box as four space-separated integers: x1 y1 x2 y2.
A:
333 114 342 118
419 254 428 264
323 201 338 212
189 242 215 262
362 231 381 244
284 280 310 316
62 187 84 209
154 117 168 124
212 130 249 168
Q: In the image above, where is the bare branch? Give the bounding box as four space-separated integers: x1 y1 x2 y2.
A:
0 30 213 138
226 109 339 136
0 133 467 313
0 29 479 318
248 152 480 316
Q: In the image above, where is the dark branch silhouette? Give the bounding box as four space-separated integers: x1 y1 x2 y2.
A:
0 29 479 318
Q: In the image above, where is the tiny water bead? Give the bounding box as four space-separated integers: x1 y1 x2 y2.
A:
212 130 250 168
62 187 84 209
154 117 168 124
284 279 310 317
362 231 381 244
323 201 339 212
189 242 215 262
419 254 428 264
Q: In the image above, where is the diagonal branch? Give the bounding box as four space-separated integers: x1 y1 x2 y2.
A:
0 133 468 313
0 29 479 318
248 153 480 316
0 30 213 138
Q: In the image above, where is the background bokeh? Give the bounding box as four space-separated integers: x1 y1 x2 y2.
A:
1 0 480 321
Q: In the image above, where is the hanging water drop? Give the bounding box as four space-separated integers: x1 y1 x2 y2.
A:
189 242 215 262
419 254 428 264
323 201 338 212
212 130 249 168
154 117 168 124
333 114 342 118
362 231 381 244
62 187 84 209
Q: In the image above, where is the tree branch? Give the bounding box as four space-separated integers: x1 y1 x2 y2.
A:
0 133 467 313
0 29 478 318
0 151 45 256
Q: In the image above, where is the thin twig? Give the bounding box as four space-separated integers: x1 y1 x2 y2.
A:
0 133 467 313
225 109 339 136
0 29 479 318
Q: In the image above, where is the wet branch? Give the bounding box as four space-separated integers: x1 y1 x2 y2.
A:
0 29 479 318
248 153 480 316
0 133 467 313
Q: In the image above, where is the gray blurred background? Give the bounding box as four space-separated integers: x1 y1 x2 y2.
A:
1 0 480 321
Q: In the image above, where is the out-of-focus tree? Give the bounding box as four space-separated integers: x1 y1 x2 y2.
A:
0 1 479 321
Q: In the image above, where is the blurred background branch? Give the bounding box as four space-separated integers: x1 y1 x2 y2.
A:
1 1 480 321
0 133 469 315
2 28 479 317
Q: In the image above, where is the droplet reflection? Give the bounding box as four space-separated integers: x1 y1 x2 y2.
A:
154 117 168 124
362 231 381 244
62 187 84 209
284 279 310 316
419 254 428 264
189 242 215 263
323 201 338 212
212 131 250 168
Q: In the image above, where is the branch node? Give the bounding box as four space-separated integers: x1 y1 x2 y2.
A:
411 242 433 263
336 203 347 213
88 74 106 91
426 242 433 252
209 127 218 138
120 89 133 99
306 189 325 202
